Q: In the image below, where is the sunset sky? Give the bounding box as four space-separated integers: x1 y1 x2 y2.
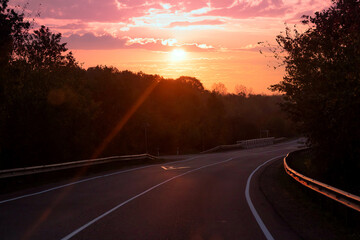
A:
10 0 332 93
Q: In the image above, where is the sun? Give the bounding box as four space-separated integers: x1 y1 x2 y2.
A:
170 49 186 61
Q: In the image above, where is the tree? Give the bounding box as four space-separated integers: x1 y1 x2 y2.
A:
269 0 360 177
211 82 228 95
176 76 204 91
0 0 30 67
24 25 76 69
234 84 252 97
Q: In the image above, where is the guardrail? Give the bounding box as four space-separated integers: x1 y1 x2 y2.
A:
284 149 360 212
0 154 158 179
200 143 244 154
201 137 276 154
237 137 275 149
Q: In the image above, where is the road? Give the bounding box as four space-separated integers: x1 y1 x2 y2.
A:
0 140 302 240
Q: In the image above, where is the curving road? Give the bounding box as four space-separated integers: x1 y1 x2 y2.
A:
0 140 302 240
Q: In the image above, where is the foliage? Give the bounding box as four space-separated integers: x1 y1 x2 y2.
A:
1 63 296 169
211 82 228 95
269 0 360 179
234 84 253 97
0 0 30 67
24 25 77 69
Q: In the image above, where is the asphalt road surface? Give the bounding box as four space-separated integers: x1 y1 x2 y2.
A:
0 140 302 240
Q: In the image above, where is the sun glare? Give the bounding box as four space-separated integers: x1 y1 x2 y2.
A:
170 49 186 61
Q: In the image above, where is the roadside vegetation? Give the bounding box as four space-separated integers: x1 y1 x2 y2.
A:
266 0 360 186
0 0 296 169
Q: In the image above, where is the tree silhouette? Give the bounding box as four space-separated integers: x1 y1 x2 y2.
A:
234 84 252 97
270 0 360 179
25 25 76 69
211 82 228 95
0 0 30 67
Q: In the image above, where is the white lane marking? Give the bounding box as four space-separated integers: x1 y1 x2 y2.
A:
0 156 201 204
61 157 235 240
245 155 284 240
161 166 190 170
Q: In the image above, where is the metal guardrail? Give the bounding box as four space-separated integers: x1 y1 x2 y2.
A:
237 137 275 149
201 137 276 154
0 137 282 178
284 149 360 212
0 154 158 179
200 143 243 154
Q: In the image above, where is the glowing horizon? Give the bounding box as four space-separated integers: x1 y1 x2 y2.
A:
10 0 332 93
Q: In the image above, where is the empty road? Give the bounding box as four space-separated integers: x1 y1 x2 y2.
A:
0 140 301 240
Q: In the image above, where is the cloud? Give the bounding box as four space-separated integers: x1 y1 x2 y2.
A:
63 33 128 49
200 0 291 19
124 37 215 52
209 0 237 8
10 0 209 22
63 33 215 52
10 0 332 24
285 10 316 23
10 0 158 22
10 0 332 55
10 0 332 31
241 43 261 50
218 44 263 53
167 19 225 28
56 23 88 30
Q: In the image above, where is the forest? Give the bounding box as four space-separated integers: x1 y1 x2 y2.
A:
0 0 296 169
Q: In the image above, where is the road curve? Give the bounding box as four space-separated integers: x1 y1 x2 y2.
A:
0 140 301 240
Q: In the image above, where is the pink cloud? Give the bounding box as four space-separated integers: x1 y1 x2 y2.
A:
285 10 316 23
63 33 214 52
56 23 88 30
209 0 236 8
200 0 290 19
10 0 158 22
9 0 333 55
10 0 331 25
168 19 225 28
63 33 128 50
10 0 209 22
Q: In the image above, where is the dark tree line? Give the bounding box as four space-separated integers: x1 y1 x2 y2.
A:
269 0 360 182
0 0 296 169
